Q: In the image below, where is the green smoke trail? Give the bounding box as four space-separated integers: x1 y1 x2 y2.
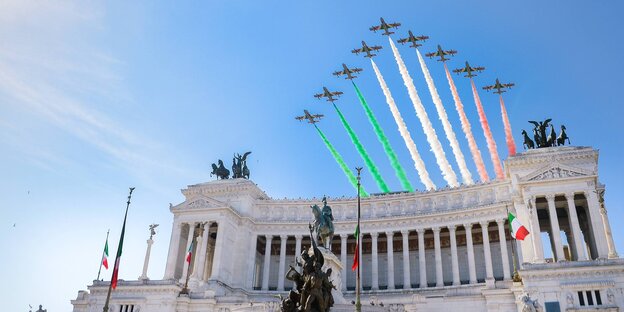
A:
314 125 368 197
332 103 390 193
352 82 413 192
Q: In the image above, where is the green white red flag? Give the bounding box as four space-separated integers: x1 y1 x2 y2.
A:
186 240 194 263
508 212 529 240
351 224 359 271
101 237 109 270
111 207 130 289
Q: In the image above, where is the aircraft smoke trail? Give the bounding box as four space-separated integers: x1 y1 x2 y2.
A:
332 103 390 193
388 38 459 188
499 95 517 156
415 49 473 185
351 81 413 192
443 63 489 182
314 124 369 197
470 79 504 180
371 59 436 191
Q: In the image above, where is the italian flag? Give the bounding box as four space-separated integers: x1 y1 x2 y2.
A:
509 212 529 240
101 237 109 270
186 240 194 263
111 210 129 289
351 224 359 271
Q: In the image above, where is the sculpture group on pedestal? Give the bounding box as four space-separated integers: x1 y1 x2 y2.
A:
280 199 336 312
521 119 570 149
210 151 252 180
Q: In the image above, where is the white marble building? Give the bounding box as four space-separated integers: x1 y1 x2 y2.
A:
72 146 624 312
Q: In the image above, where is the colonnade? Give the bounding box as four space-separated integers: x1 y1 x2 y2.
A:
252 219 513 292
163 221 220 282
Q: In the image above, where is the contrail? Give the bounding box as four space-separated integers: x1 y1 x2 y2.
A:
499 95 517 156
443 63 489 182
389 38 459 188
371 59 435 190
470 79 504 180
333 103 390 193
351 81 413 192
314 124 369 197
415 48 473 185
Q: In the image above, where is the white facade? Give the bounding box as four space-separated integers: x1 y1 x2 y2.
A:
72 146 624 312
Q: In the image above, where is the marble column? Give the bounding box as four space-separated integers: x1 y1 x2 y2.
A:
340 234 347 292
386 231 395 290
278 235 288 291
417 228 427 288
464 223 477 284
261 235 273 291
164 221 182 279
433 227 443 287
210 222 225 281
546 194 565 261
596 192 618 259
585 190 609 258
480 222 493 280
205 243 214 280
449 225 460 286
139 238 154 281
247 233 258 288
528 196 545 262
181 222 196 283
190 232 203 282
192 223 211 281
371 232 379 290
401 230 411 289
294 235 303 289
565 193 587 261
496 219 511 280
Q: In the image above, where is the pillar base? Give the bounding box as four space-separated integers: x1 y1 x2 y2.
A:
485 278 495 289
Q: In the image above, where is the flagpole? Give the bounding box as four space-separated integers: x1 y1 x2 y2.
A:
103 187 135 312
97 229 110 281
506 205 522 283
179 246 193 296
355 167 362 312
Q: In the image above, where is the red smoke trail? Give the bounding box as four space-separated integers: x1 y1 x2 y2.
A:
444 64 489 183
499 95 517 156
470 79 504 180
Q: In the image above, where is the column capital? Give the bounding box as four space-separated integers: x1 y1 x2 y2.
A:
565 191 576 199
495 218 505 225
295 234 303 240
479 221 490 228
265 234 274 241
432 227 441 233
545 193 556 201
370 232 379 239
448 224 457 232
339 233 348 239
416 228 425 234
385 231 394 237
463 223 473 229
280 234 288 240
400 230 410 236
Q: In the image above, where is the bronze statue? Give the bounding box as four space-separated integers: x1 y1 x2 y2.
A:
210 160 230 180
310 196 334 249
231 151 251 179
280 224 335 312
546 124 557 147
149 224 159 239
521 130 535 149
557 125 570 146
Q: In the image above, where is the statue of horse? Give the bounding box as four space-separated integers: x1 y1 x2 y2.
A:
546 124 557 147
310 204 334 249
557 125 570 146
242 163 250 179
521 130 535 149
211 160 230 180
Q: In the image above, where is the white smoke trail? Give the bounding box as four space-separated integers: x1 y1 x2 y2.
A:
470 79 504 180
444 64 490 182
415 49 473 185
388 38 459 188
371 59 436 191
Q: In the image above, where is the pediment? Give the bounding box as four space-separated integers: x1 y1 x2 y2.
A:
185 196 229 210
521 162 594 183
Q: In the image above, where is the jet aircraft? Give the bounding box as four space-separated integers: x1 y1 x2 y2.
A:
483 79 515 94
332 63 363 80
351 41 382 58
397 30 429 48
295 109 324 124
314 87 343 102
425 44 457 62
369 17 401 36
453 62 485 78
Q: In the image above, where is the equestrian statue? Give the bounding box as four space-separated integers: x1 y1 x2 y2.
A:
310 196 334 250
522 119 570 150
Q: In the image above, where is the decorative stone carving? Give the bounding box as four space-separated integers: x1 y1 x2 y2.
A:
527 166 586 181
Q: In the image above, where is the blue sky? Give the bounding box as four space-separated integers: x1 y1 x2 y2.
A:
1 1 623 311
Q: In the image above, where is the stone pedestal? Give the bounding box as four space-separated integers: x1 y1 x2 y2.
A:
318 246 347 305
139 238 153 281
